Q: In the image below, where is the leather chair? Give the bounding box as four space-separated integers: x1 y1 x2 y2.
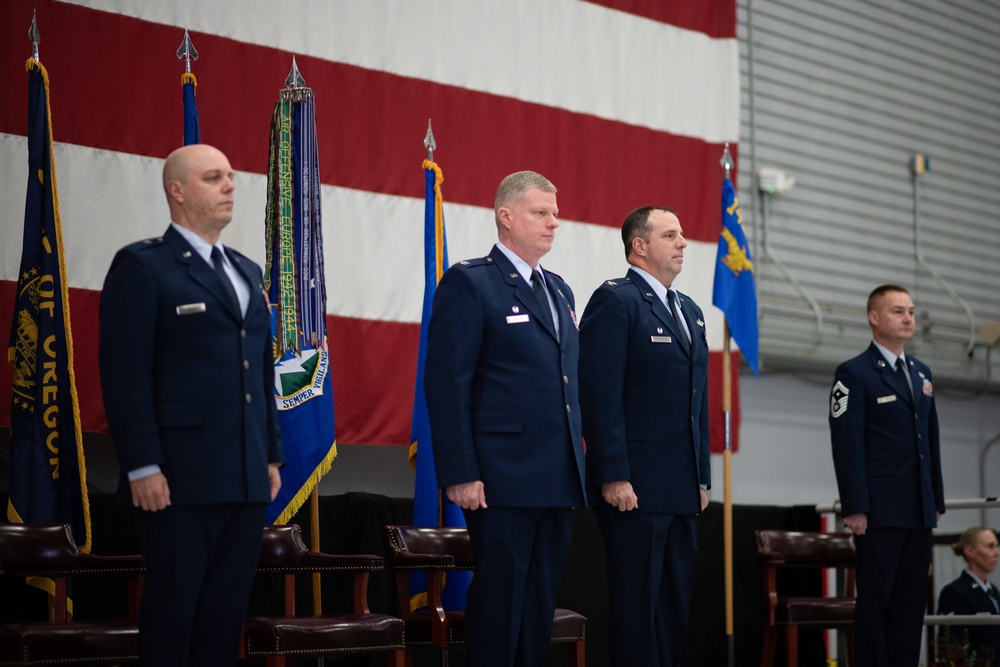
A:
242 524 405 667
755 530 856 667
0 522 144 666
383 525 586 667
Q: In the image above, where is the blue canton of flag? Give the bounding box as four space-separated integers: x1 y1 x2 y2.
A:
181 72 201 145
7 60 91 551
264 88 337 525
408 160 471 612
712 177 759 376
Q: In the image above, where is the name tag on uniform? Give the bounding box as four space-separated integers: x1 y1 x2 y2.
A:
506 314 530 324
176 302 207 316
876 394 897 404
650 335 672 343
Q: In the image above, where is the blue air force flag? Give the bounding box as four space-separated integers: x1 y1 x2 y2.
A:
712 177 759 376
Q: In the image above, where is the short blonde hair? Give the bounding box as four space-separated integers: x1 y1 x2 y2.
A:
494 171 556 216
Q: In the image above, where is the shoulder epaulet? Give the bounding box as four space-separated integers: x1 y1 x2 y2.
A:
543 268 566 281
226 247 251 262
125 236 167 251
455 257 491 268
602 277 632 289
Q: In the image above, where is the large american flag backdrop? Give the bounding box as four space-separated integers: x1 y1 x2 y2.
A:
1 0 742 451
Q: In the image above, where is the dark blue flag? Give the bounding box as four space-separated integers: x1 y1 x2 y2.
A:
712 177 759 376
182 72 201 145
7 59 91 552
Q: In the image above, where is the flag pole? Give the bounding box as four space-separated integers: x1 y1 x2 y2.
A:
714 142 758 667
722 325 735 667
311 486 321 614
286 57 322 615
719 144 736 667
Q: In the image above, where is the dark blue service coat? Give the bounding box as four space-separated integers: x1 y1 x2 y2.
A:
99 225 283 505
579 269 711 514
424 245 586 508
830 342 944 529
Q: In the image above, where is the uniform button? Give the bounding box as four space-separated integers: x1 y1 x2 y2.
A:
566 404 571 413
243 360 250 370
245 394 252 403
693 388 697 395
241 329 247 338
563 375 569 384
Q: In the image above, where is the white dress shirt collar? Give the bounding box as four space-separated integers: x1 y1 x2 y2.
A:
630 265 671 304
171 222 226 268
873 340 905 369
496 242 546 286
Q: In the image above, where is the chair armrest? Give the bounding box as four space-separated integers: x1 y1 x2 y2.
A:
0 553 144 577
387 552 456 570
72 553 145 575
755 550 786 565
300 552 384 571
256 552 384 573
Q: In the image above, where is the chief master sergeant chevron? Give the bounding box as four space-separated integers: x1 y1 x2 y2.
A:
424 170 587 667
99 143 283 667
829 283 944 667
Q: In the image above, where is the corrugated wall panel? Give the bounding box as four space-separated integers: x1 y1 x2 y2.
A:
737 0 1000 384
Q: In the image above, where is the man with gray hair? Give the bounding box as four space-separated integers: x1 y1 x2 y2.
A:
425 171 587 666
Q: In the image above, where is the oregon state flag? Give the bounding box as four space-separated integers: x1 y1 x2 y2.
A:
408 160 471 611
7 59 91 551
712 176 759 376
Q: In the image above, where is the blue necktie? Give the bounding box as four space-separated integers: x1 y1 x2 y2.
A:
895 357 913 399
211 247 240 314
667 291 689 344
532 270 554 331
985 584 1000 613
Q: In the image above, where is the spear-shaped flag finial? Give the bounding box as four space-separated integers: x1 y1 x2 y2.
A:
424 119 437 162
285 56 307 88
720 142 734 179
28 9 41 62
176 28 199 74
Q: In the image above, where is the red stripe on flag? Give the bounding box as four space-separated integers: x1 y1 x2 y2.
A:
580 0 736 39
1 282 738 450
0 0 733 242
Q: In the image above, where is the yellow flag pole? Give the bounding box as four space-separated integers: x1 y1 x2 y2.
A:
722 320 735 667
311 486 322 615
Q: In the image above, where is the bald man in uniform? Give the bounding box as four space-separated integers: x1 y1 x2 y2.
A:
100 144 283 666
